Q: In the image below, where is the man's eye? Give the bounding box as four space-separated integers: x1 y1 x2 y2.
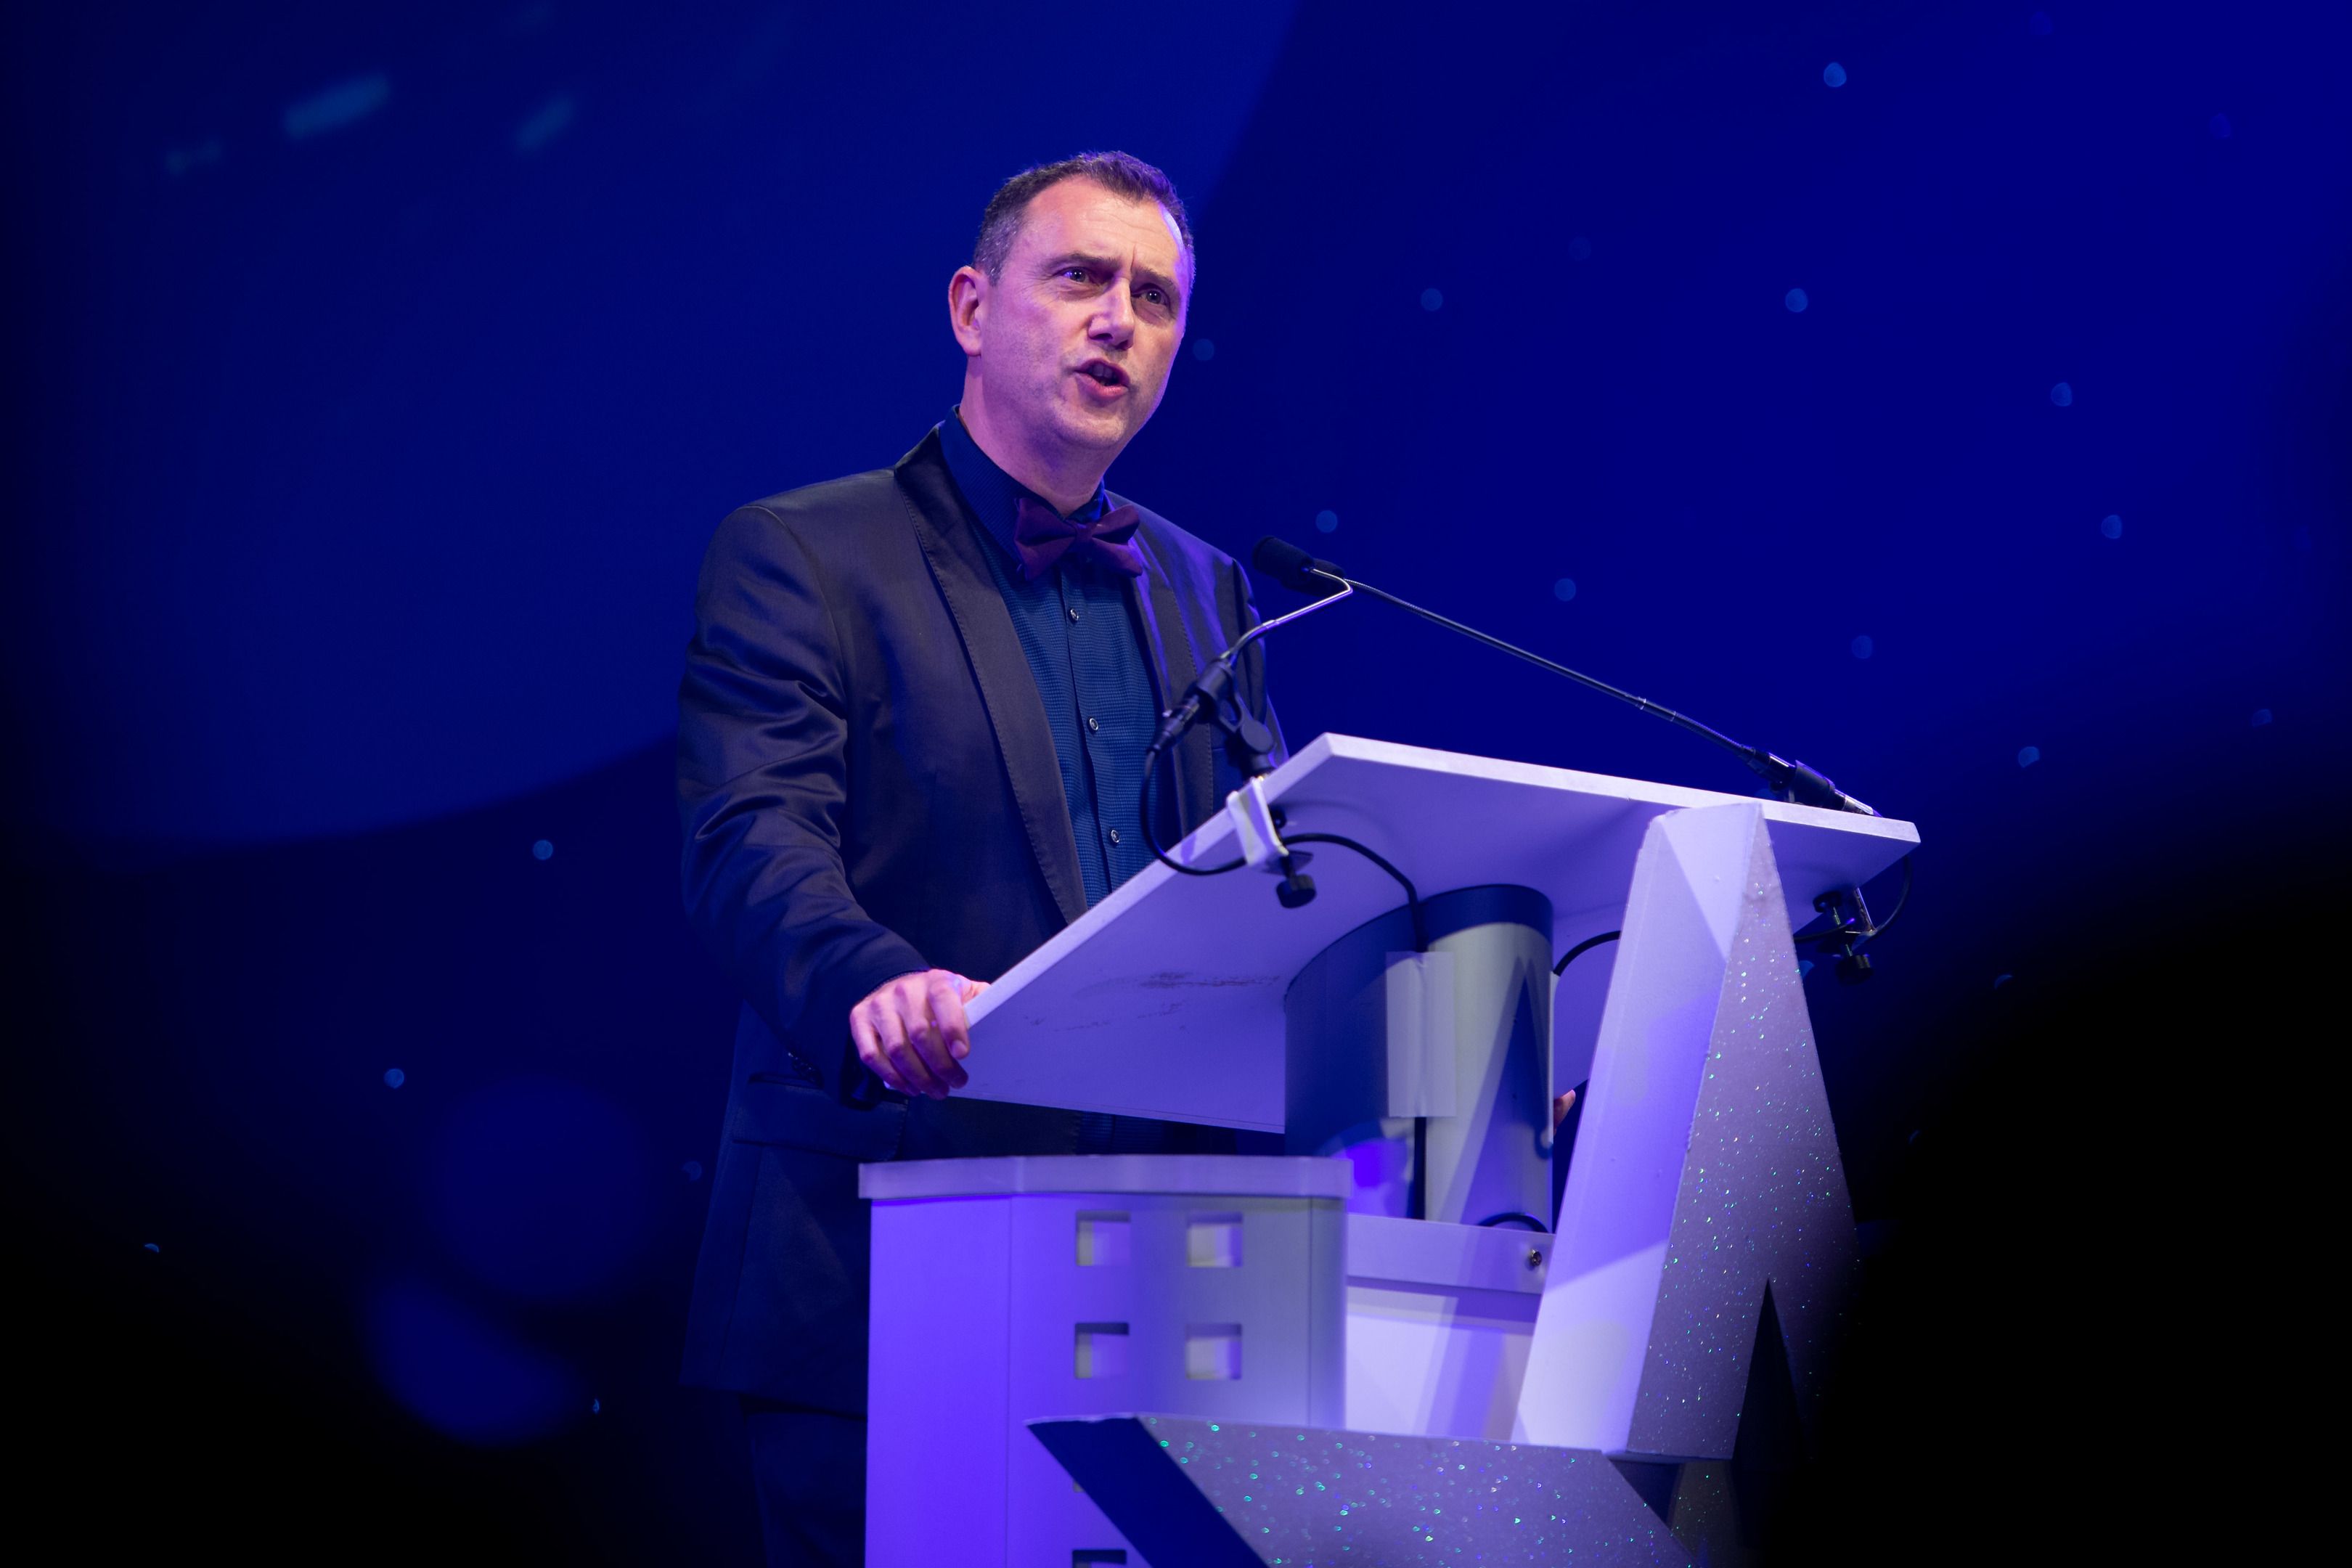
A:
1059 268 1090 282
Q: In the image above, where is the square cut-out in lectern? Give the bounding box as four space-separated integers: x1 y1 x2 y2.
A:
1185 1323 1242 1380
1073 1323 1128 1379
1185 1213 1243 1267
1074 1212 1130 1266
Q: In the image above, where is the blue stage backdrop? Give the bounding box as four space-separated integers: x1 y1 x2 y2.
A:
1 1 2344 1561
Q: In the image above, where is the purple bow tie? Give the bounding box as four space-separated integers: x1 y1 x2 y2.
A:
1013 497 1145 582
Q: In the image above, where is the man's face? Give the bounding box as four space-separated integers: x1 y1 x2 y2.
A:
954 179 1191 462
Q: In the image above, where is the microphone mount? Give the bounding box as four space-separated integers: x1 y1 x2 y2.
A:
1148 576 1355 780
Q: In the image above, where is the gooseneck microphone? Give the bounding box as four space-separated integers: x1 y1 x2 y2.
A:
1249 536 1882 817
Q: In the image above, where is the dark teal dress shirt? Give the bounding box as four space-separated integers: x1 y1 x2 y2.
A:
936 410 1161 909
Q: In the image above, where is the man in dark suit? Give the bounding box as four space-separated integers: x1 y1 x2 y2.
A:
674 151 1283 1567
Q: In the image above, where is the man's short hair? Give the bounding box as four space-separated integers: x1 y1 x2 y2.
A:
972 151 1194 282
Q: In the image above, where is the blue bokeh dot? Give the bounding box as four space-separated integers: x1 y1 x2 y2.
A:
2017 746 2041 768
532 838 553 860
2049 382 2073 407
1798 960 1816 978
1850 634 1874 660
1553 578 1577 602
1823 62 1847 88
1192 338 1216 362
1314 509 1339 534
1993 973 2013 989
1567 237 1592 261
682 1160 704 1181
2210 113 2231 139
2250 709 2272 727
385 1067 407 1089
144 1242 160 1253
591 1398 603 1414
1420 287 1443 311
2029 11 2052 35
2101 514 2123 539
1785 287 1809 313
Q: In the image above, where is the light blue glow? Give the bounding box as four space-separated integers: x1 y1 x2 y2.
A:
2210 113 2232 139
682 1160 704 1180
1785 288 1809 312
1553 578 1577 601
2017 746 2041 767
1567 237 1592 261
285 75 391 141
2250 709 2272 727
532 839 554 860
1823 62 1847 88
163 140 223 177
1193 338 1217 361
385 1067 407 1088
516 95 576 155
2102 514 2123 539
1315 510 1338 533
366 1275 582 1445
2050 382 2073 407
2030 12 2052 36
1851 634 1874 659
1421 287 1443 311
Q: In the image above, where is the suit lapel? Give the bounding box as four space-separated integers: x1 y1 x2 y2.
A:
1124 520 1218 835
894 433 1088 928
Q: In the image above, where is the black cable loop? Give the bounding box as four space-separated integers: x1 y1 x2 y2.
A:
1282 832 1426 951
1853 854 1913 951
1552 930 1622 976
1138 742 1245 878
1791 854 1915 953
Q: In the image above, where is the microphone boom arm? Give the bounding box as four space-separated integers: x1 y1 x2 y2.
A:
1310 568 1877 817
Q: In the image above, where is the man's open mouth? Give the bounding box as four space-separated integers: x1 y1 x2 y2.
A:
1077 360 1128 388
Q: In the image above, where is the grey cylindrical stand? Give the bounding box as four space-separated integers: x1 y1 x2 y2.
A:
1283 884 1553 1226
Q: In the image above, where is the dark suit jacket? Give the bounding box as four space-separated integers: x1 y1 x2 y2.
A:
677 428 1281 1409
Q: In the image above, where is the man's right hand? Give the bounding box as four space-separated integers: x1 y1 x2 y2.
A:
850 969 989 1101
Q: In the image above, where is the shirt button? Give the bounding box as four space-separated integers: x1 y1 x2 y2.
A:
1108 829 1122 844
1087 716 1101 732
1067 606 1081 622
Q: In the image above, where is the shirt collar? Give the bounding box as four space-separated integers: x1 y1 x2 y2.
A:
936 408 1108 563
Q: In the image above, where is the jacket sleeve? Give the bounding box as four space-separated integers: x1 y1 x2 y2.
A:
677 504 928 1070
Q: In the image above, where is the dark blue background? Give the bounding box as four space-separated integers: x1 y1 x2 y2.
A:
3 1 2343 1559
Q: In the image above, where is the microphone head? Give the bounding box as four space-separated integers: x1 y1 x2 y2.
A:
1252 535 1343 595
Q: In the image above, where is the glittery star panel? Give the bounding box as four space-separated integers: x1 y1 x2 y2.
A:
1624 808 1863 1461
1030 1413 1693 1565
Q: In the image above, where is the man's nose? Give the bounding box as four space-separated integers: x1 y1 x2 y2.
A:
1091 278 1136 343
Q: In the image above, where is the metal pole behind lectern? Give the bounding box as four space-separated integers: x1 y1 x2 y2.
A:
1281 883 1554 1228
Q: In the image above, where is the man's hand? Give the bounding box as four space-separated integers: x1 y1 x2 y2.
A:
851 970 989 1100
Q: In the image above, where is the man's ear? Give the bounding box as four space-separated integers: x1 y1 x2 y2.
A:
948 266 989 356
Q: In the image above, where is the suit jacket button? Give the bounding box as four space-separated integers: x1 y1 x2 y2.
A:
1108 829 1122 844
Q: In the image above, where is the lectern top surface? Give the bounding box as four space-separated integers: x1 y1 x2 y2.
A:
860 1154 1354 1201
954 733 1918 1130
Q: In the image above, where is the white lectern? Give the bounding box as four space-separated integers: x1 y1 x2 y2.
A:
864 735 1915 1567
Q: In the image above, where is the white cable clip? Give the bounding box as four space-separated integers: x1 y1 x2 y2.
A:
1223 776 1289 873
